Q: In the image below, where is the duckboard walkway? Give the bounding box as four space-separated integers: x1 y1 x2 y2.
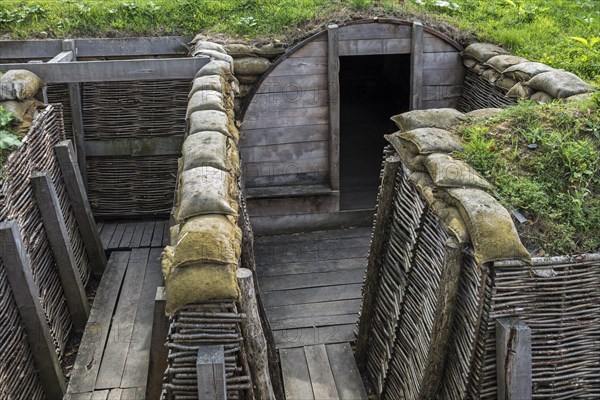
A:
255 227 371 399
65 219 166 400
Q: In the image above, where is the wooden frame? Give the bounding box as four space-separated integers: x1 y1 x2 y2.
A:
496 317 532 400
328 24 340 193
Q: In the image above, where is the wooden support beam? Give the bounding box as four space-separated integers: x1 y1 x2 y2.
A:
237 268 276 400
197 345 227 400
85 136 183 157
355 156 400 367
409 21 424 110
146 287 169 400
54 140 107 274
327 24 340 193
30 171 90 331
496 317 532 400
0 57 209 83
0 220 67 399
48 50 74 64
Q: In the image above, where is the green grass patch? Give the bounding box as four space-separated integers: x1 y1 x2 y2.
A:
454 95 600 255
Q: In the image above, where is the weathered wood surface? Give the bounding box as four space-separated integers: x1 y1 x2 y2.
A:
255 74 328 94
145 287 168 400
338 23 412 40
246 89 329 112
98 219 169 250
0 221 67 399
241 106 329 130
496 318 532 400
326 343 368 400
280 347 314 400
245 183 332 199
246 192 339 218
241 124 328 148
196 346 227 400
289 40 328 58
328 24 340 192
241 140 328 164
268 57 328 77
410 22 424 111
304 344 339 399
85 136 183 157
48 50 74 63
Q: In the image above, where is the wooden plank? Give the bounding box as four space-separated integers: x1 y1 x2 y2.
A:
410 22 424 110
139 221 155 247
243 159 329 180
326 343 368 400
496 318 532 400
0 221 67 399
119 222 137 249
99 223 117 249
108 223 127 250
422 51 462 70
150 221 165 248
338 23 412 40
162 221 170 247
258 258 367 278
55 140 106 273
328 24 340 192
241 124 328 148
145 287 168 400
68 251 130 394
255 235 371 254
338 38 411 56
120 388 141 400
241 106 329 129
0 57 209 83
263 284 362 307
422 98 460 109
31 171 90 331
122 248 164 388
271 314 358 331
91 390 109 400
69 80 87 185
423 67 465 85
247 89 329 112
266 299 363 321
279 348 315 400
289 40 328 58
196 346 226 400
304 345 339 400
85 136 183 157
129 221 146 248
107 389 122 400
255 227 372 244
256 244 370 265
241 141 328 163
423 84 463 101
255 74 328 94
269 57 328 77
95 248 150 389
65 394 93 400
274 324 356 348
246 192 338 217
48 50 74 63
0 36 191 60
423 33 458 53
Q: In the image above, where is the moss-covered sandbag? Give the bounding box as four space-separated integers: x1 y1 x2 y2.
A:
483 55 528 73
384 133 427 172
501 61 553 82
0 70 44 101
463 108 503 121
195 60 234 80
463 43 509 63
396 128 463 154
182 131 229 172
188 110 239 142
443 188 530 265
189 75 226 98
425 153 492 190
525 70 596 99
233 57 271 75
169 214 241 267
391 109 464 132
506 83 534 99
176 166 238 221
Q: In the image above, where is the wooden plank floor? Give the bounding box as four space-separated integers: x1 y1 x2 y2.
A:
97 219 170 251
65 241 164 399
255 227 370 349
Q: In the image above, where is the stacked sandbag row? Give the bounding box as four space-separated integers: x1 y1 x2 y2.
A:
0 69 45 134
189 34 284 113
462 42 596 103
363 108 531 399
162 42 244 315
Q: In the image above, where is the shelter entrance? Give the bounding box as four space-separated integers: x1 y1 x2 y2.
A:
339 54 411 210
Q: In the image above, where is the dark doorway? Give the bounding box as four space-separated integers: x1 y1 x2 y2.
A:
339 54 411 210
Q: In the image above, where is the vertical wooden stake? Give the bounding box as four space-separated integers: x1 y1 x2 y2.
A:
146 287 169 400
237 268 276 400
197 345 227 400
31 171 90 331
328 23 340 194
0 220 66 399
55 140 107 274
496 317 532 400
355 156 400 367
410 22 424 111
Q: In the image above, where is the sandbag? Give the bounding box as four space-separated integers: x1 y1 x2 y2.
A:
384 134 427 172
0 99 39 123
0 70 44 101
238 84 253 98
169 214 241 267
496 77 517 91
463 58 478 68
237 74 259 84
564 92 594 103
233 57 271 75
409 172 438 206
397 128 463 154
530 91 553 103
442 188 530 264
463 43 509 63
525 70 595 99
225 43 255 57
391 108 464 132
501 62 553 82
252 43 285 59
193 49 234 65
176 166 238 221
195 60 234 80
506 82 534 99
437 206 470 244
481 68 500 83
192 40 227 54
424 153 492 190
186 90 226 116
182 131 229 172
169 224 180 246
189 75 225 98
483 55 528 73
463 108 503 121
162 257 238 314
188 110 238 141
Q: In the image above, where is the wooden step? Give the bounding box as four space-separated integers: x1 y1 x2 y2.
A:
280 343 368 400
246 183 334 199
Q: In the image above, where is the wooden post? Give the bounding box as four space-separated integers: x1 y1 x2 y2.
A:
0 220 67 399
355 156 400 367
327 24 340 194
197 345 227 400
55 140 107 274
31 171 90 331
146 287 169 400
409 22 424 110
496 317 532 400
237 268 276 400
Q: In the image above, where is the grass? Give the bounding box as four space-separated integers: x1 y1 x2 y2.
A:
1 0 599 81
454 94 600 255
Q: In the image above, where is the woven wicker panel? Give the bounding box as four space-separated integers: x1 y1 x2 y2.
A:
81 80 189 140
162 301 253 400
86 155 178 217
456 70 517 113
46 84 73 139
